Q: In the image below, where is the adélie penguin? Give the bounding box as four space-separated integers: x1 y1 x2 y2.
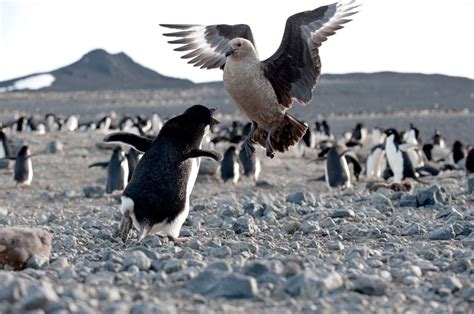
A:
384 128 422 182
310 145 352 191
6 145 35 186
0 130 12 160
239 144 261 181
103 105 222 242
221 146 240 183
89 146 129 194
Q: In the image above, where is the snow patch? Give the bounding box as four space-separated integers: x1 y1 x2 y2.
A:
0 74 55 92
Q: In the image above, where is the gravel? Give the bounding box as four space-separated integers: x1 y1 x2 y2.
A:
0 131 472 313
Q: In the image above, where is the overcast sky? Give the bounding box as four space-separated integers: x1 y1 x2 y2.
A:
1 0 473 83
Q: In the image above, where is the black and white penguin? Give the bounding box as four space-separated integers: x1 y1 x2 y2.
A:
452 141 465 166
14 117 29 132
344 152 362 181
238 144 261 181
351 123 367 143
89 146 129 194
104 105 222 242
366 144 386 179
0 130 12 159
62 115 79 132
432 130 446 148
384 128 419 182
13 145 34 186
221 146 240 183
322 120 331 137
97 116 112 132
45 113 61 131
126 148 142 181
324 146 352 191
466 148 474 175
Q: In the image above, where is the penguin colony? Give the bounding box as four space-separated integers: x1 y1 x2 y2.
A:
1 107 472 243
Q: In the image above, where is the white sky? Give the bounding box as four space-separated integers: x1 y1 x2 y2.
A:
0 0 473 83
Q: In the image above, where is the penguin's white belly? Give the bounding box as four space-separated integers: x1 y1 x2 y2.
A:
0 142 5 159
386 144 404 182
25 159 33 185
233 162 240 184
254 157 261 181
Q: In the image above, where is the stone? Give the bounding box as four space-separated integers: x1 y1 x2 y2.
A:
371 193 394 213
123 251 151 271
330 209 355 219
399 193 418 208
285 270 343 298
0 227 52 270
210 246 232 258
468 178 474 194
187 270 258 299
26 255 50 269
0 272 29 302
320 217 336 229
429 226 456 240
0 160 10 169
286 192 306 205
284 221 300 234
327 240 344 251
232 215 260 235
83 186 105 198
45 140 64 154
19 282 59 311
416 184 444 207
442 276 463 293
401 223 426 236
352 275 388 296
0 207 8 216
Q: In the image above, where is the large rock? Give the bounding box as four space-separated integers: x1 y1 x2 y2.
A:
352 274 388 296
416 185 444 207
198 158 219 176
285 270 343 298
0 227 52 270
45 140 64 154
187 270 258 299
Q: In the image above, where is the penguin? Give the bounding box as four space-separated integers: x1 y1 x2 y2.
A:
324 146 352 191
344 152 362 181
221 146 240 183
322 120 331 137
238 145 261 181
432 130 446 148
103 105 222 242
14 117 29 132
366 144 386 179
0 131 12 159
452 141 465 166
126 148 142 181
466 148 474 175
13 146 34 186
62 115 79 132
89 146 129 194
97 116 111 132
351 123 367 143
384 128 420 182
45 113 61 131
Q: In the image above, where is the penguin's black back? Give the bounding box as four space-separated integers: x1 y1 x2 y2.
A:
326 148 348 187
0 131 12 157
466 149 474 174
14 146 29 183
401 150 417 179
127 148 140 181
123 105 211 226
239 147 256 176
221 147 237 181
452 141 464 164
106 147 126 194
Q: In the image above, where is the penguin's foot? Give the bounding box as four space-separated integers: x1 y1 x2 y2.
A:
265 123 275 158
118 211 133 242
167 236 190 243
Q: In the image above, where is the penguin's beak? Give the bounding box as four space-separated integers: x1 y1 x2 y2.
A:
225 47 236 57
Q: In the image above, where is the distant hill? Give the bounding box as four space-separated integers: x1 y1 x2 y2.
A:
0 49 193 91
0 49 472 116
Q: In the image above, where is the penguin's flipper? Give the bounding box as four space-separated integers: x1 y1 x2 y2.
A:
0 157 16 161
416 166 440 177
89 162 109 168
186 149 223 161
103 132 153 152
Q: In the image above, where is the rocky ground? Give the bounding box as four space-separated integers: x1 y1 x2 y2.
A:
0 130 473 313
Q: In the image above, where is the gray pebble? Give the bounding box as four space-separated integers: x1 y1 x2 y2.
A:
123 251 151 271
429 226 456 240
83 186 105 198
25 255 49 270
352 275 388 296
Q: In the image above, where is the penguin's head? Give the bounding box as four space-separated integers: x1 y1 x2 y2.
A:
384 128 398 137
183 105 220 127
18 145 29 156
453 141 463 150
